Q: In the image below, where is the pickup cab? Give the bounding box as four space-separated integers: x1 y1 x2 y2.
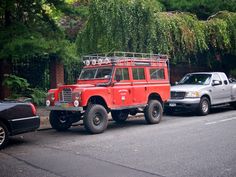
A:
165 72 236 115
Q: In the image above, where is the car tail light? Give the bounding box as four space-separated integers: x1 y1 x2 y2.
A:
30 103 37 116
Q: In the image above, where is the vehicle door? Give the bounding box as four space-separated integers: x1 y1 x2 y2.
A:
211 73 225 104
218 73 231 102
112 68 133 108
131 67 147 105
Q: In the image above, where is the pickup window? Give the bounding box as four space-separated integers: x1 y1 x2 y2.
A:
212 73 222 85
179 74 211 85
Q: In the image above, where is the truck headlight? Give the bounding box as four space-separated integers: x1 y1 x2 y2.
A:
74 100 79 107
185 91 200 98
46 100 51 107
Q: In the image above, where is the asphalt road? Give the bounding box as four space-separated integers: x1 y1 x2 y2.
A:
1 107 236 177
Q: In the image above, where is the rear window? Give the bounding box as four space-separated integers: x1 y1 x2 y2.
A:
132 68 145 80
150 68 165 80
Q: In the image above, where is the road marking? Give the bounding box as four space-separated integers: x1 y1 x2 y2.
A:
205 117 236 125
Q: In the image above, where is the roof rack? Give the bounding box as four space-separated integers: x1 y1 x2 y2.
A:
83 51 168 65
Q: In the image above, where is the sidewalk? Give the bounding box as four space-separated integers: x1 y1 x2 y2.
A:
36 107 51 130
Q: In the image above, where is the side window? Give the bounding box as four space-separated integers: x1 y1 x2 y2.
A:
212 74 222 85
96 68 112 79
150 68 165 80
115 68 129 81
132 68 145 80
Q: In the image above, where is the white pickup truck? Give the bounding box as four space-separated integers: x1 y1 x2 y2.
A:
165 72 236 115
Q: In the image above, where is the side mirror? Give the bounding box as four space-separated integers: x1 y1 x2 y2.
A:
175 81 179 85
212 80 221 86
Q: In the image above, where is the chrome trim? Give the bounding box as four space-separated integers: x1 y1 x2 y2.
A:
60 88 72 103
11 116 40 122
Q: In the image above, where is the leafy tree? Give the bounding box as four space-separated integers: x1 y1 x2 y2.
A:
160 0 236 19
0 0 78 62
76 0 236 67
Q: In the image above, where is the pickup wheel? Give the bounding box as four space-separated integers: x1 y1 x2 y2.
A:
0 122 9 150
198 97 210 116
49 111 72 131
111 110 128 123
84 104 108 134
145 100 163 124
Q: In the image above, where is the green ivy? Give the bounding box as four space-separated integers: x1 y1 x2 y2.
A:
76 1 236 65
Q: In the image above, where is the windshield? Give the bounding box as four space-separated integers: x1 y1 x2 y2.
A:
179 74 212 85
79 67 112 80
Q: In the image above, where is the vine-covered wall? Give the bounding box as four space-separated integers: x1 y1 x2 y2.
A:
76 0 236 68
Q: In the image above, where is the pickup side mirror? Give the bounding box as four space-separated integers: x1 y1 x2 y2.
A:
212 80 222 86
175 81 179 85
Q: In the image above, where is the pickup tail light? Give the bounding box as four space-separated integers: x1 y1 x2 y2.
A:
30 103 37 116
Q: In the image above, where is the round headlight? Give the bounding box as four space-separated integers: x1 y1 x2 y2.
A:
92 59 96 65
85 60 90 66
98 59 103 65
74 100 79 107
104 58 110 64
46 100 51 107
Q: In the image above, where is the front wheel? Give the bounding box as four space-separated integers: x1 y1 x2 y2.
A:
0 122 9 150
144 100 163 124
49 111 72 131
198 97 210 116
84 104 108 134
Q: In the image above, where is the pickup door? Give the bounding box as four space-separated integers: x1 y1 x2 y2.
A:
211 73 231 104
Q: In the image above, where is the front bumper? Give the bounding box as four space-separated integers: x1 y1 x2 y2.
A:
46 106 83 112
165 98 201 111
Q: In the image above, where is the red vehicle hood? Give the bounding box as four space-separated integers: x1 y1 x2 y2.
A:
58 84 95 91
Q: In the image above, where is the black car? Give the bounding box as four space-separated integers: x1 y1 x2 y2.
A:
0 101 40 149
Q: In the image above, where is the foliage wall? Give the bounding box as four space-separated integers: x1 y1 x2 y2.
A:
77 0 236 66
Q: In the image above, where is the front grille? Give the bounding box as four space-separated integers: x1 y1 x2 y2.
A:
171 91 186 99
59 88 72 102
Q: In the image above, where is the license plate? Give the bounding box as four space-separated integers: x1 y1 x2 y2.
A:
55 102 69 108
61 103 69 108
169 103 176 107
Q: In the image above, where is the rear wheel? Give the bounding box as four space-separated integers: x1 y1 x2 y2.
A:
144 100 163 124
0 122 9 150
84 104 108 134
111 110 129 123
198 97 210 116
49 111 72 131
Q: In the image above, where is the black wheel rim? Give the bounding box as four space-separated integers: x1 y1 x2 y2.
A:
58 112 68 123
0 126 5 146
93 113 102 126
152 105 160 118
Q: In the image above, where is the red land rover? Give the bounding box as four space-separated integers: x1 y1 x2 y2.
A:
46 52 170 134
